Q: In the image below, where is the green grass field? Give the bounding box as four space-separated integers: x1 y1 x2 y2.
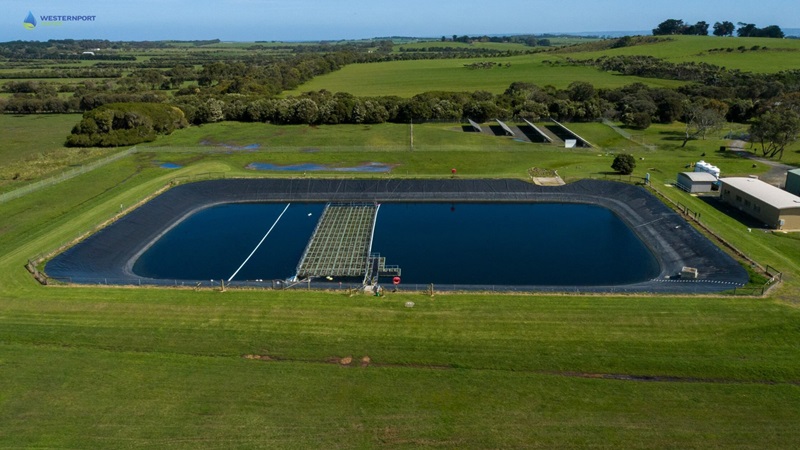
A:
284 54 685 97
4 33 800 446
565 35 800 73
0 114 118 192
287 35 800 97
395 40 533 51
3 115 800 447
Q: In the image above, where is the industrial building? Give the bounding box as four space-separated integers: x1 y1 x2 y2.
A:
719 177 800 230
677 172 718 193
785 168 800 196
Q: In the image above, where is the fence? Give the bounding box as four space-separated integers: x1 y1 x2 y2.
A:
676 202 702 221
732 265 782 296
601 119 657 151
0 146 138 205
648 184 783 296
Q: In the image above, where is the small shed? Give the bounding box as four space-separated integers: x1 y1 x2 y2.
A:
719 177 800 230
785 168 800 196
677 172 717 193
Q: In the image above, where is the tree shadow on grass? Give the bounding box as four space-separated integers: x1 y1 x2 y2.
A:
659 130 687 142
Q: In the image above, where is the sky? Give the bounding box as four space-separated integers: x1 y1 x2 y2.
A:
3 0 798 42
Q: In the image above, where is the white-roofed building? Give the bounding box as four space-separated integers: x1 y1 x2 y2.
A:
677 172 717 193
719 177 800 230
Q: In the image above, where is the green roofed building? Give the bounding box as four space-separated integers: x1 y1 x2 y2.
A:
785 168 800 196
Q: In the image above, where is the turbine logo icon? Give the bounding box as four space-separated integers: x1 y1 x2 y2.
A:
23 11 37 30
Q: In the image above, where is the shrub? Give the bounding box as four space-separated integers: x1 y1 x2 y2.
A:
611 153 636 175
67 103 187 147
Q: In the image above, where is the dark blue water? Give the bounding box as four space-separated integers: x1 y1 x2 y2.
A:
133 203 323 281
372 203 658 286
133 203 659 285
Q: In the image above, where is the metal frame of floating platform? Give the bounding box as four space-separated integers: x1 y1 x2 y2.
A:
295 203 379 279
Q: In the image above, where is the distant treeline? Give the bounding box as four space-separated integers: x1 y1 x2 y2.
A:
443 34 553 47
3 48 799 128
653 19 785 38
1 37 798 153
0 39 222 57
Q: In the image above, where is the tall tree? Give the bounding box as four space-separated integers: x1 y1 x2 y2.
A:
653 19 687 35
759 25 785 38
681 101 726 147
713 21 735 37
749 110 800 160
688 21 709 36
736 23 758 37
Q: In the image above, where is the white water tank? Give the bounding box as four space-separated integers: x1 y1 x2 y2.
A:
694 160 720 179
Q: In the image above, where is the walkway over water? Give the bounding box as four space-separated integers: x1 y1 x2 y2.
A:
296 203 379 279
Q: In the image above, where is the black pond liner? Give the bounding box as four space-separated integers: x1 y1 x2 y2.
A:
45 179 748 293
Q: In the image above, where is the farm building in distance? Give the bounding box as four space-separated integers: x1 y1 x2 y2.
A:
677 172 718 193
719 177 800 230
785 168 800 196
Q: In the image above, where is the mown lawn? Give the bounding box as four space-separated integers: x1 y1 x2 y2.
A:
2 288 800 448
2 117 800 448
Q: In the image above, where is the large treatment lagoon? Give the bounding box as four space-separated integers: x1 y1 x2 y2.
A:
44 179 749 293
132 202 660 286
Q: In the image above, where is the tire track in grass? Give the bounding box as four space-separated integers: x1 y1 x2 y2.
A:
242 354 800 386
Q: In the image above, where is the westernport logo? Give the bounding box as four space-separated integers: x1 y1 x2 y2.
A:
23 11 37 29
23 11 97 29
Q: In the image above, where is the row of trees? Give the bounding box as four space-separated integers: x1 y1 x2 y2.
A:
573 55 800 122
653 19 784 38
653 19 711 36
443 35 552 47
64 85 798 160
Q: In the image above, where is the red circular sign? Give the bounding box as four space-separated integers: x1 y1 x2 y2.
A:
392 276 401 285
